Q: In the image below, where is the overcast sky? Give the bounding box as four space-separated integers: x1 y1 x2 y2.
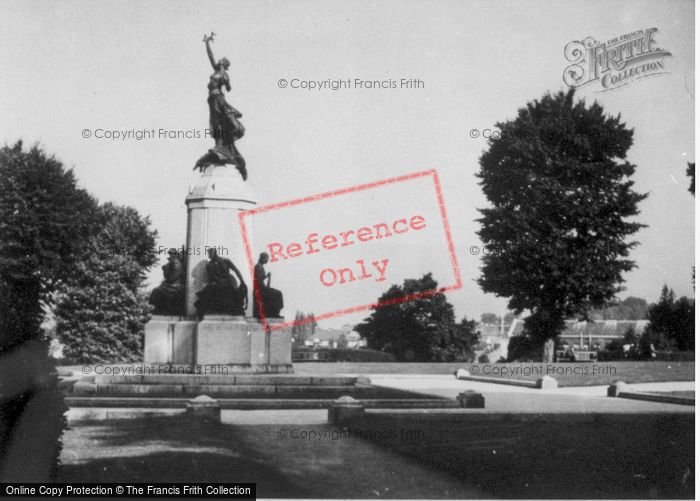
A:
0 0 694 327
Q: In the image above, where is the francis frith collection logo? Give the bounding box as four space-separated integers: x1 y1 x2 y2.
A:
563 28 672 91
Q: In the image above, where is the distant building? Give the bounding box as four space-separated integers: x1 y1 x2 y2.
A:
303 324 367 349
509 319 649 353
477 318 649 361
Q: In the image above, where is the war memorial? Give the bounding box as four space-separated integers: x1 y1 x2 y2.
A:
68 34 475 411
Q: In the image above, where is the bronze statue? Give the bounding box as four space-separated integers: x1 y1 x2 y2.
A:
149 248 185 315
253 252 284 319
195 32 247 180
195 248 248 317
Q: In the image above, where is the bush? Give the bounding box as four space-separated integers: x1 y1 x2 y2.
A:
293 348 395 363
654 351 695 362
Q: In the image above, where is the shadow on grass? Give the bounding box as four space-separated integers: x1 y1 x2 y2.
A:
58 413 486 499
345 413 695 499
58 415 310 498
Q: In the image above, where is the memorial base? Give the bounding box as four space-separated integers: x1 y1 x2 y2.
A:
144 315 292 373
144 316 196 364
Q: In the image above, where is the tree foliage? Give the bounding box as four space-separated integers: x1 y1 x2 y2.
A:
687 162 695 196
645 285 695 351
54 203 157 363
480 312 498 324
291 311 318 345
476 89 647 354
0 141 97 480
592 296 649 320
355 274 480 362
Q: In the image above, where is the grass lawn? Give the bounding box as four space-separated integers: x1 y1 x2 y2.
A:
59 361 694 387
59 411 694 499
350 412 695 499
58 414 481 498
295 361 694 387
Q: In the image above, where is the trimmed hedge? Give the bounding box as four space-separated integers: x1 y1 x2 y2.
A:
293 348 395 363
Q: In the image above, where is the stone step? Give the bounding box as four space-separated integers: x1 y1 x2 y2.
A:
75 382 369 399
92 374 360 386
73 381 436 400
65 396 460 410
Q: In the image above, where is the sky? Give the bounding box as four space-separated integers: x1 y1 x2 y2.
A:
0 0 694 328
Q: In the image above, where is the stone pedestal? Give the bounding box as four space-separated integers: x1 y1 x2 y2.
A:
186 395 221 424
185 165 256 317
144 316 196 364
196 315 292 372
457 390 485 408
328 396 365 423
197 315 251 365
144 165 292 374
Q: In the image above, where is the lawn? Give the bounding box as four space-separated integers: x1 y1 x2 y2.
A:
295 361 694 387
58 413 481 499
348 411 695 499
59 410 694 499
59 361 694 387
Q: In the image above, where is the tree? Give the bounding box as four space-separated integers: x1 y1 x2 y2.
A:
476 89 647 361
291 311 317 345
53 203 157 363
645 285 676 350
480 312 498 324
355 274 480 362
480 311 517 325
686 162 694 287
646 285 695 352
0 141 98 480
505 333 541 362
592 296 648 320
687 162 695 195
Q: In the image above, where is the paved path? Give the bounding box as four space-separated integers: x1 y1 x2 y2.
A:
361 374 695 413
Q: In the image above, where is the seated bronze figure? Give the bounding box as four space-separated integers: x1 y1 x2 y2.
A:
195 248 248 317
253 252 284 319
149 248 185 316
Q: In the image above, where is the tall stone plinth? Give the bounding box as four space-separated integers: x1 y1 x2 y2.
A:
144 165 293 373
185 165 256 317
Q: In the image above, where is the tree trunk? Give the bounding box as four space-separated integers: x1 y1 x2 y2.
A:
542 338 555 363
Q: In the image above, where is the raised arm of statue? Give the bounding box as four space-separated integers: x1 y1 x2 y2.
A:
203 32 217 70
226 259 246 288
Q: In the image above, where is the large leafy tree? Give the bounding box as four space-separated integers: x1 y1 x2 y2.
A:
645 285 695 352
0 141 98 480
355 274 480 362
54 203 158 363
477 89 647 360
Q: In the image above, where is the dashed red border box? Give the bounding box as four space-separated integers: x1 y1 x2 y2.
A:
238 169 462 331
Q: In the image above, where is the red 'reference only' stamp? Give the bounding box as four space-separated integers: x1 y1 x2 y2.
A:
238 169 462 331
